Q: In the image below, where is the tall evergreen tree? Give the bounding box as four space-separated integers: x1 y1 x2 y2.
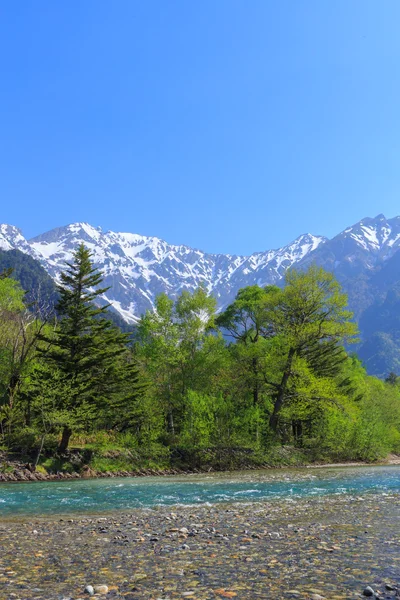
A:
38 244 145 452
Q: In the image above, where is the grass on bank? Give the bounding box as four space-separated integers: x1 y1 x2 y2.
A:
2 420 399 476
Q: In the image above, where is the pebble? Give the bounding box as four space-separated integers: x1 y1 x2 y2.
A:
93 584 109 594
269 531 280 538
84 585 94 596
363 587 375 597
0 493 399 599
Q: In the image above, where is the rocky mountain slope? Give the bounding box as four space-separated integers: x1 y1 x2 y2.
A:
1 214 400 376
296 214 400 376
299 214 400 319
0 222 325 323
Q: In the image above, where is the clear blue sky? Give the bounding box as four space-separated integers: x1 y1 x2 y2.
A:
1 1 400 255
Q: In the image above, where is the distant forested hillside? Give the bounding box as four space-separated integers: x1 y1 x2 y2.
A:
0 248 135 333
0 248 58 306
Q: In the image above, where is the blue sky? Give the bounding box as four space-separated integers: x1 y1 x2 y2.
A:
1 1 400 255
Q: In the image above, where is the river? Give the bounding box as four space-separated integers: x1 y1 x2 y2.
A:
0 464 399 516
0 465 399 599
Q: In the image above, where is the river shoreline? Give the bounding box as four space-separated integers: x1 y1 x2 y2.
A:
0 492 399 599
1 453 399 484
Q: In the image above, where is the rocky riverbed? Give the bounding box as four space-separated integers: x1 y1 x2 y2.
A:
0 493 399 600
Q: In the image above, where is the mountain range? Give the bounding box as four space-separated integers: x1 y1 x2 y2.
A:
1 214 400 377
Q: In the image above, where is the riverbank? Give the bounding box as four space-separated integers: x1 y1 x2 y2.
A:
0 492 399 599
1 445 311 482
1 450 399 483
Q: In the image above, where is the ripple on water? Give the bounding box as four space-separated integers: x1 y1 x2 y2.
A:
0 465 399 516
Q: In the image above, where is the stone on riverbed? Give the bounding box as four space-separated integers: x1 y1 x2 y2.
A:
93 584 109 594
181 543 190 550
363 586 375 597
84 583 108 595
84 584 94 595
1 487 400 600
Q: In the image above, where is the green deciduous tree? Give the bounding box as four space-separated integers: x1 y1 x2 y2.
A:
0 275 50 442
217 266 358 441
136 286 223 441
266 266 358 433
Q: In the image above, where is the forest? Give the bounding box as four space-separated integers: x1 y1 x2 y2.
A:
1 244 400 475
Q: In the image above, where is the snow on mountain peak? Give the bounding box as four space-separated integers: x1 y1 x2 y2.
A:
70 222 103 239
338 214 400 254
0 224 36 254
1 217 396 323
0 221 328 320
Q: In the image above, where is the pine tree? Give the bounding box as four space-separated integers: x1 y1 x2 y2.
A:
38 244 145 452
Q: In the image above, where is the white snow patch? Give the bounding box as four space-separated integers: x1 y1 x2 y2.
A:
360 226 379 247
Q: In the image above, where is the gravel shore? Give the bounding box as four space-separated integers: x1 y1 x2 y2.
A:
0 493 399 600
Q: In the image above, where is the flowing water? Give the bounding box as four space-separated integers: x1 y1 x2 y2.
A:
0 464 399 516
1 466 400 598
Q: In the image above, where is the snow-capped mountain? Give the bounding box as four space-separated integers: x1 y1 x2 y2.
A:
297 214 400 320
4 213 400 377
342 214 400 254
0 224 36 255
1 214 400 326
300 214 400 271
0 222 326 322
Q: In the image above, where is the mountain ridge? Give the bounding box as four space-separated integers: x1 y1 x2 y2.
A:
0 221 327 322
3 214 400 377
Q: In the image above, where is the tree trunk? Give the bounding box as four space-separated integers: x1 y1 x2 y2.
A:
269 347 295 433
252 358 259 406
34 434 46 469
292 419 303 445
168 411 175 436
59 426 72 453
26 396 31 427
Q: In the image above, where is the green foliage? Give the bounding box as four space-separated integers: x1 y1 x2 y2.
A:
0 260 399 471
6 426 37 454
217 266 359 440
180 391 216 449
0 276 25 311
135 287 221 440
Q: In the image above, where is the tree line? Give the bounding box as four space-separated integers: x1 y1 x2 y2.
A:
0 244 399 471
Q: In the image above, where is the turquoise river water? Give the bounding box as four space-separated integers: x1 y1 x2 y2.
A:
0 464 399 516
